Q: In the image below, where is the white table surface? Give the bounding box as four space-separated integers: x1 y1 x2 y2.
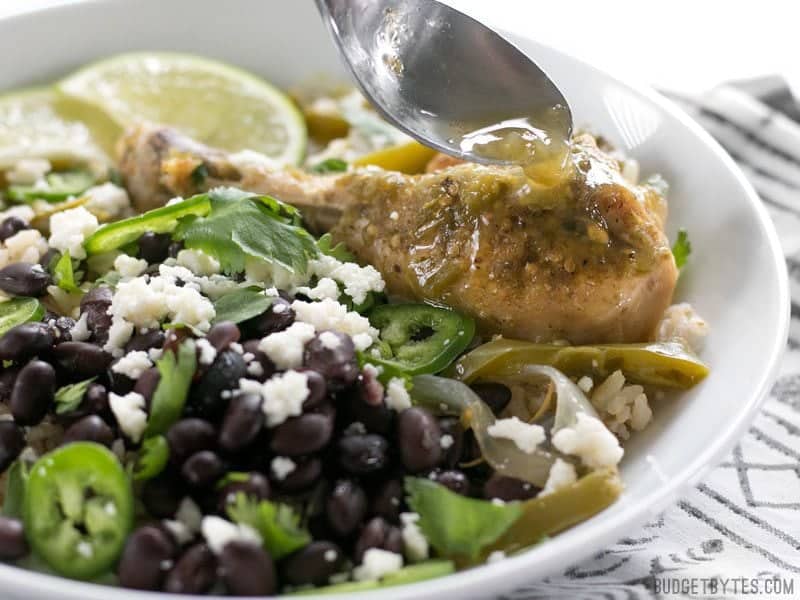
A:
0 0 796 95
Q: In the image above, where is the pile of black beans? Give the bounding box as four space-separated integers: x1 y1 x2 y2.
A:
0 224 538 595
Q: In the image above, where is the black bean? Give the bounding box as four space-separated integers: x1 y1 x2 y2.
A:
107 369 135 395
167 418 217 465
79 286 113 344
219 393 263 453
274 457 322 492
270 411 334 456
282 541 344 587
187 350 246 419
371 479 404 523
344 370 393 435
81 382 110 417
354 517 403 563
10 360 55 426
164 543 217 594
0 263 50 297
219 540 276 596
303 331 358 390
117 525 176 590
124 329 165 353
167 240 184 259
240 297 294 338
134 367 161 407
0 322 55 362
326 479 367 537
0 217 28 242
0 367 19 403
438 417 464 469
0 422 25 472
217 472 271 512
142 475 185 518
205 321 240 353
38 248 59 270
483 473 538 501
137 231 172 264
338 434 389 475
471 382 511 415
298 368 327 410
181 450 225 488
241 340 275 382
0 516 28 560
429 469 470 495
62 415 114 447
48 315 75 344
397 407 442 473
52 341 113 377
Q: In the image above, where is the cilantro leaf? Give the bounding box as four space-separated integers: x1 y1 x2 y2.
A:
310 158 348 174
405 477 521 560
174 188 318 275
671 229 691 269
226 493 310 559
133 435 169 481
2 460 28 518
317 232 356 263
54 377 96 414
145 340 197 436
212 288 274 324
52 251 81 293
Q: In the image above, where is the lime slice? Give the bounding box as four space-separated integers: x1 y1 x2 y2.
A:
0 87 110 170
57 52 307 165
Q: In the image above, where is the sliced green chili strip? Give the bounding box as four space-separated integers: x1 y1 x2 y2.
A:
83 195 210 255
23 442 134 579
452 338 709 389
367 304 475 375
7 170 95 203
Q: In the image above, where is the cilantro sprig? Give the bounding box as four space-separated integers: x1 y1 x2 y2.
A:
671 229 691 270
226 493 310 559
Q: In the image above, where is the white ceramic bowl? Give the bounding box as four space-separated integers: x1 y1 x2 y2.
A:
0 1 789 598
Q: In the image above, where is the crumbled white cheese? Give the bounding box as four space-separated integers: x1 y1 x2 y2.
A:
158 263 238 300
487 417 546 454
176 497 203 533
487 551 507 564
258 321 316 370
353 548 404 581
324 549 338 562
48 206 99 260
552 413 624 469
83 183 131 220
1 229 48 267
296 277 340 301
177 249 221 276
112 350 153 380
113 254 148 279
244 257 309 290
385 377 412 412
577 376 594 393
540 458 578 496
389 211 399 221
166 196 185 206
163 520 194 545
400 513 429 562
149 347 164 361
291 298 378 351
318 330 342 350
440 434 454 450
229 342 244 354
196 338 217 366
270 456 296 480
273 303 287 314
109 391 147 442
5 158 51 185
201 516 262 555
246 361 264 377
238 370 309 427
307 254 385 305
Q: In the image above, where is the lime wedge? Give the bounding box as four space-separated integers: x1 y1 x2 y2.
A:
0 87 110 170
57 52 307 165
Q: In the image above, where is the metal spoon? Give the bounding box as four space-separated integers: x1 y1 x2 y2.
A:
315 0 573 165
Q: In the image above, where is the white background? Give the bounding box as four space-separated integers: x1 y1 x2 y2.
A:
0 0 796 94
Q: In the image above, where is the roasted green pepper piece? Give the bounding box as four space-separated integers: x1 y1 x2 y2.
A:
7 170 95 203
367 303 475 375
289 561 456 595
83 194 210 255
452 338 709 389
481 468 623 559
0 297 44 337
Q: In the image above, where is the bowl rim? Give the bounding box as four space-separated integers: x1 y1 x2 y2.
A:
0 0 790 598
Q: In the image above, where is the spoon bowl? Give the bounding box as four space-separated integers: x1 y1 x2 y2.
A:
315 0 573 165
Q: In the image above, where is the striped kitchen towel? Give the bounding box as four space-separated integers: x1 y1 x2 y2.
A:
505 78 800 600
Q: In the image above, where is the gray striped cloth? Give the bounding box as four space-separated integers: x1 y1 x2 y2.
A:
507 78 800 600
